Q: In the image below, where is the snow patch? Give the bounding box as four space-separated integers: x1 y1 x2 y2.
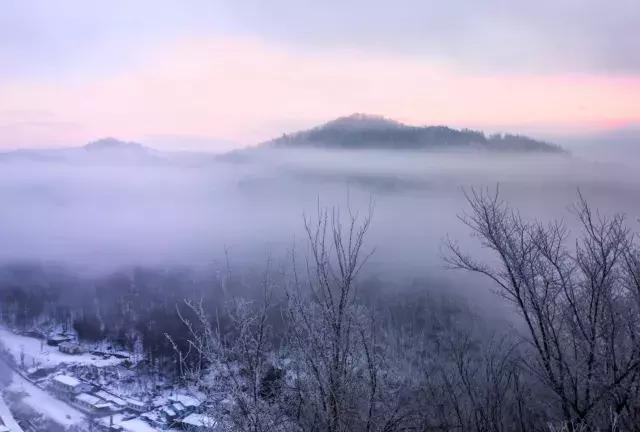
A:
0 327 122 369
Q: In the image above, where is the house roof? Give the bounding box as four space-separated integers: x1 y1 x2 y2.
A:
53 374 82 387
48 335 72 341
172 402 186 412
142 411 167 424
182 413 219 429
95 390 128 407
59 341 80 347
125 398 147 407
76 393 103 406
169 394 202 408
161 406 176 417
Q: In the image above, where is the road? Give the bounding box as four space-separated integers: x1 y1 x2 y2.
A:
0 356 86 431
0 358 26 432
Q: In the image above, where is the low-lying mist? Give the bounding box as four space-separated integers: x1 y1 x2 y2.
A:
2 141 640 429
0 143 638 318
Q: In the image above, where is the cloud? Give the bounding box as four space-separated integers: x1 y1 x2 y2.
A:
1 36 639 149
2 0 639 78
206 0 640 74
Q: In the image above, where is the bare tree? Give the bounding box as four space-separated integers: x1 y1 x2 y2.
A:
383 290 536 432
172 201 400 432
445 187 640 429
438 331 531 432
170 265 289 432
284 202 407 432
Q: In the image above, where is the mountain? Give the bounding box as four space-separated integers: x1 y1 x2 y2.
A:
0 138 168 166
83 137 149 153
264 114 566 154
79 138 165 164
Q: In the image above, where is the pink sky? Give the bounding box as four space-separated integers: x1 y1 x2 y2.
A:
1 36 639 151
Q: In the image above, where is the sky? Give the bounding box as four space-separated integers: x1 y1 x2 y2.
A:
1 0 639 151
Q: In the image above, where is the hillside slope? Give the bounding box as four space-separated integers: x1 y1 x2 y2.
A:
265 114 566 153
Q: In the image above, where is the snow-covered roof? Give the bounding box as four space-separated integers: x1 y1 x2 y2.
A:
53 374 82 387
161 406 176 417
142 410 169 426
48 334 72 341
152 396 168 408
97 414 155 432
182 413 219 429
76 393 103 406
119 418 156 432
169 394 202 408
59 341 80 347
142 411 160 420
125 398 147 407
97 413 124 427
95 390 128 407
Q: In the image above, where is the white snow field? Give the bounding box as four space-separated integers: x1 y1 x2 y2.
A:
0 326 122 369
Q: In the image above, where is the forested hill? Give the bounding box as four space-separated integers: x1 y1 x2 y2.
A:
265 113 566 153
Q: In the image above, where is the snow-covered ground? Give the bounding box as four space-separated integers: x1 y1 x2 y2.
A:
7 366 86 427
119 418 158 432
0 326 122 369
0 392 25 432
98 413 180 432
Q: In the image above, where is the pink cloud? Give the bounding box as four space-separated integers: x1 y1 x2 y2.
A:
1 37 639 149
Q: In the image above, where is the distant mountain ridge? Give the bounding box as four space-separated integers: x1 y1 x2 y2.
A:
265 114 566 154
0 115 568 168
83 137 150 152
0 138 168 165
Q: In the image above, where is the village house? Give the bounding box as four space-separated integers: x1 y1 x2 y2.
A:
47 334 73 346
141 411 170 429
169 394 202 414
97 414 124 431
59 341 84 355
160 405 177 422
180 413 220 431
21 329 46 339
51 374 92 396
124 397 149 413
75 393 112 413
171 401 187 418
111 351 130 360
94 390 128 411
113 365 135 380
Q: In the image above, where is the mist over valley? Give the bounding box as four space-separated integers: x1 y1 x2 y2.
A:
0 115 636 274
2 114 640 432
